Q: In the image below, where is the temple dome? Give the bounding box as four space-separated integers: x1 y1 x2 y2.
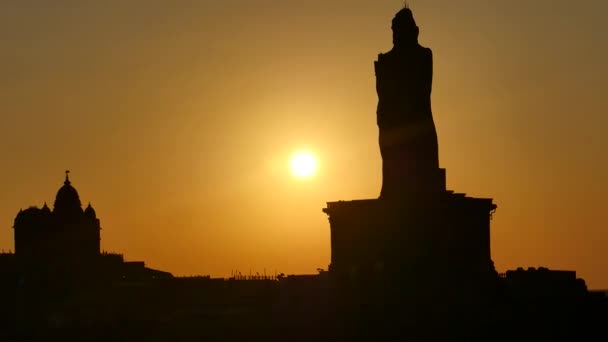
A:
84 203 97 219
14 207 40 226
53 172 82 214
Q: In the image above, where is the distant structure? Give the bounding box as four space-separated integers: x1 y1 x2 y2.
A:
14 171 100 267
7 172 171 281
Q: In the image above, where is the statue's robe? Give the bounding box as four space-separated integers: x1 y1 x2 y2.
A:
375 45 440 197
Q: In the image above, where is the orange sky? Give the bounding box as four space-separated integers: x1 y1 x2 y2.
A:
1 1 607 288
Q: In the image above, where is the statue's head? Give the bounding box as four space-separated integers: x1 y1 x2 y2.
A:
392 7 419 48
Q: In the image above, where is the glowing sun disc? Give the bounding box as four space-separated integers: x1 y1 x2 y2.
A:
290 152 317 178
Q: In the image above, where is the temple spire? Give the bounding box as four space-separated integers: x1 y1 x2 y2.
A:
65 170 71 185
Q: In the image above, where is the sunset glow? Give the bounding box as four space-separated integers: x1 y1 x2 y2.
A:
290 152 318 178
0 1 606 288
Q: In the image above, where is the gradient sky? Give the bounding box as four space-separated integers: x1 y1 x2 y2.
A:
1 0 607 287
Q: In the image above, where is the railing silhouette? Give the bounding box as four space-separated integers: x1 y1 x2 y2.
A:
229 273 277 281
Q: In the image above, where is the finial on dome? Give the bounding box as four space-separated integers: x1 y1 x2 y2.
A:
65 170 71 185
404 0 409 9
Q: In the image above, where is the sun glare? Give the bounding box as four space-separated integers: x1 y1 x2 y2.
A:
290 152 318 178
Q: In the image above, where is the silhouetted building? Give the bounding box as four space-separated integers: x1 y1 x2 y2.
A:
14 172 100 269
501 267 588 299
9 171 170 281
0 172 174 336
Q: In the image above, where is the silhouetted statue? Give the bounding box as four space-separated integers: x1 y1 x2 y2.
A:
375 7 443 197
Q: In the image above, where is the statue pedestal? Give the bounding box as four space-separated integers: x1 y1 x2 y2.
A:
323 191 496 278
323 191 498 337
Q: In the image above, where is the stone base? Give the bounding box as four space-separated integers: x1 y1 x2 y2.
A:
324 191 496 278
323 191 498 337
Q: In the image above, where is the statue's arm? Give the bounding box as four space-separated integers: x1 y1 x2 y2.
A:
375 54 388 124
374 54 385 96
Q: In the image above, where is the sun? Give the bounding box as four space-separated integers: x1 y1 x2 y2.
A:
290 151 318 178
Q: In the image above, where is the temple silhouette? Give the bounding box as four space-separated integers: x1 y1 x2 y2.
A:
9 171 171 282
14 171 101 266
0 6 606 341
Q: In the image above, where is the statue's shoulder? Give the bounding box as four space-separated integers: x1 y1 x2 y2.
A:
421 46 432 57
377 50 397 63
377 52 389 61
375 52 393 71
